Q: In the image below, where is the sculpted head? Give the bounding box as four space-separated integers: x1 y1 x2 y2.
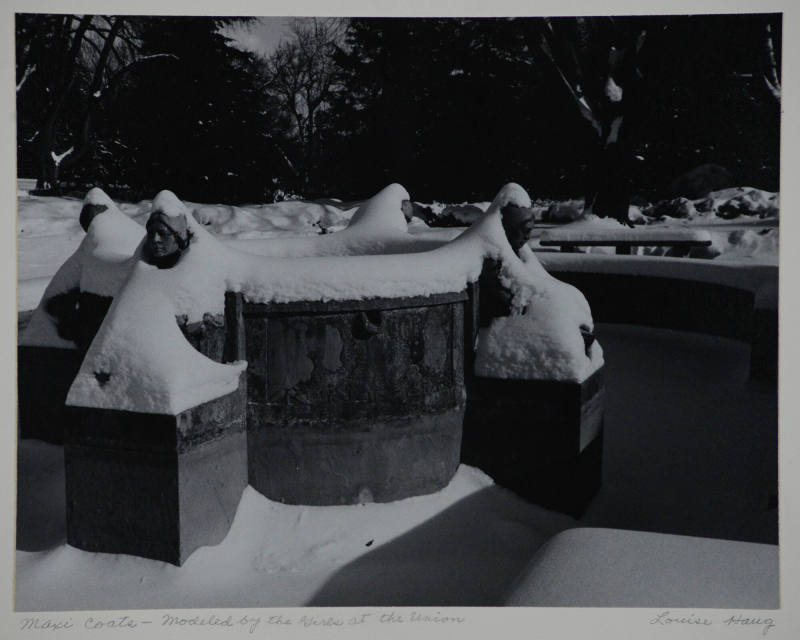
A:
144 209 191 268
501 203 536 253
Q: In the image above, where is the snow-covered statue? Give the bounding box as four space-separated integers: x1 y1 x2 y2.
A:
479 197 595 355
143 194 194 268
478 202 536 326
500 202 537 254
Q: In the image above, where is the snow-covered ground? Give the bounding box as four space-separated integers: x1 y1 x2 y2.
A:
15 184 778 311
14 182 779 611
16 324 777 610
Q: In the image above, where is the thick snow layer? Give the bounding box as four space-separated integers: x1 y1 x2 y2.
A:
704 186 779 219
193 199 358 237
16 187 779 313
16 324 777 609
15 463 572 610
66 183 562 413
713 228 780 264
220 184 458 258
540 213 713 244
505 527 778 608
474 245 603 382
20 180 771 410
65 272 247 415
148 183 496 317
19 189 144 348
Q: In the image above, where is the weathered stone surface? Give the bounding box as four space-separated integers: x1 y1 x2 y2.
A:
548 272 755 341
248 409 464 505
18 346 83 443
177 312 227 363
241 292 467 504
461 368 605 517
64 378 247 565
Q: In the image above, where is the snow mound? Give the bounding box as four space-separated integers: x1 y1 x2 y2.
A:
66 276 246 415
645 197 698 220
347 183 409 232
219 184 422 258
544 200 583 223
192 200 356 238
474 245 603 382
19 189 144 348
151 189 191 218
714 188 779 219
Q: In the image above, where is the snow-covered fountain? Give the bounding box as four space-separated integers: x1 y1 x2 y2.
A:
18 183 604 565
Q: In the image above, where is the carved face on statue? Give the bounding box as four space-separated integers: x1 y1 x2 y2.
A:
501 203 536 254
144 211 191 268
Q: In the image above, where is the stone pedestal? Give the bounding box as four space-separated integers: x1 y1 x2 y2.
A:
238 292 467 505
461 367 605 517
18 346 83 443
64 378 247 565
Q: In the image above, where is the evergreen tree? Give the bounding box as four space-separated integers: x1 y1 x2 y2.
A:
324 17 584 201
112 16 284 202
15 14 171 191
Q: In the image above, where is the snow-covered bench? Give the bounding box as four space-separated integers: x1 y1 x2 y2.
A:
539 221 713 255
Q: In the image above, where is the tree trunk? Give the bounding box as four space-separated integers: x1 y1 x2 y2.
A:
36 126 58 191
584 126 633 224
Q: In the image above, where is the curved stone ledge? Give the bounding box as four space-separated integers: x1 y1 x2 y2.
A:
544 268 777 382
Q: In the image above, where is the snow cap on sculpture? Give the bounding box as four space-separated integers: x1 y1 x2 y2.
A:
149 190 191 237
495 183 536 254
489 182 532 210
347 183 410 233
80 187 116 231
144 190 193 268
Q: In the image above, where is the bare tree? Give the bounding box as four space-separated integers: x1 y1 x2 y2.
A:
532 17 647 224
16 14 176 190
763 22 781 102
261 18 346 193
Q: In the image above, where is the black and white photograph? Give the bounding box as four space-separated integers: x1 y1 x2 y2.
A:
6 0 799 637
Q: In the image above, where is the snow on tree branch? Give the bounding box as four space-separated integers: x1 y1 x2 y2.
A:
764 23 781 102
51 147 74 166
16 64 36 92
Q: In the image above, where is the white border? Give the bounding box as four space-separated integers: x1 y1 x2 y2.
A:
2 1 798 639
